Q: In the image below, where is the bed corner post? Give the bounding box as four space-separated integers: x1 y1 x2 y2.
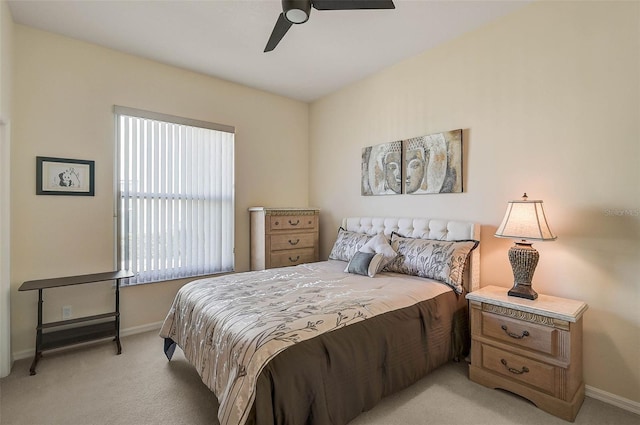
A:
163 338 177 360
470 224 481 292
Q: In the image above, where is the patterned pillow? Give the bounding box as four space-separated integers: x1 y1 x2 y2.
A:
328 228 372 262
359 233 397 272
344 252 384 278
384 233 479 293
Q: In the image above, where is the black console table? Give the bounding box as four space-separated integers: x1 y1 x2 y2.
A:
19 270 133 375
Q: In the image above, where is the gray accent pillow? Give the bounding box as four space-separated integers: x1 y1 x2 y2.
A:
384 233 479 293
328 228 373 262
344 252 384 278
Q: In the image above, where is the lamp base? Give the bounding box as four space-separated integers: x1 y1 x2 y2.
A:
508 283 538 300
507 242 540 301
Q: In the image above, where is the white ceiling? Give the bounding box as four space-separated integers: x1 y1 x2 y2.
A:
8 0 530 102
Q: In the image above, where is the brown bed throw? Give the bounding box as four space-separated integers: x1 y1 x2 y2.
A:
248 290 469 425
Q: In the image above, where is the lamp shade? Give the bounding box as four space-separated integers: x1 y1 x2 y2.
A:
495 195 557 242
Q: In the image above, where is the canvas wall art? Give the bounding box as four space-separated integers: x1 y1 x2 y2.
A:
403 129 462 194
361 141 402 196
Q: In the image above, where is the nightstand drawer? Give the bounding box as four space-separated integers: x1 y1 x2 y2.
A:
270 248 316 268
270 233 316 251
482 344 556 395
482 312 558 356
269 215 317 231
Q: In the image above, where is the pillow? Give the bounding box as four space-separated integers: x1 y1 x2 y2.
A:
328 228 372 262
384 233 479 293
344 252 384 278
359 233 397 272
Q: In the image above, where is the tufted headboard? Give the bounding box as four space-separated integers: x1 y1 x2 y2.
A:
341 217 481 292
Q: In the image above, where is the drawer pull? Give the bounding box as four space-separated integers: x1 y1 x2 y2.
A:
288 219 300 226
288 239 300 246
500 359 530 375
501 325 530 339
288 256 300 263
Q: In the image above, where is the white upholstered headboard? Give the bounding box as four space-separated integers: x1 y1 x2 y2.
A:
341 217 481 292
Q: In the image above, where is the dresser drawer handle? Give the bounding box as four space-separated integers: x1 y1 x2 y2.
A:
501 325 530 339
288 256 300 263
288 239 300 246
288 219 300 226
500 359 530 375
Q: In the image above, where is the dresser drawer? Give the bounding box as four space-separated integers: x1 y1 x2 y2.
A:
482 312 558 356
270 248 316 268
269 215 317 232
481 344 556 395
270 233 316 251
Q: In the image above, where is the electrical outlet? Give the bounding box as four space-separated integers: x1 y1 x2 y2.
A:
62 305 72 320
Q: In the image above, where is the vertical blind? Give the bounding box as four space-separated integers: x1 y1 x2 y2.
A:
115 106 235 285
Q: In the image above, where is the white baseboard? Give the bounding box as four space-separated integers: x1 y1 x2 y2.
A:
120 321 163 337
12 321 164 361
586 385 640 415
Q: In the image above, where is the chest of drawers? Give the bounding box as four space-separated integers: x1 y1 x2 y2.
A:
249 207 320 270
466 286 588 422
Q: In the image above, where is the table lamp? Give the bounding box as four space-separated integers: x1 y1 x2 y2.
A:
494 193 557 300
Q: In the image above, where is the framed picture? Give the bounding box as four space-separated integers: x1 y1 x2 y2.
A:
36 156 95 196
361 141 402 196
403 129 463 194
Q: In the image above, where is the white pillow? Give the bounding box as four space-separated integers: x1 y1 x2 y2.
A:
344 252 384 278
359 233 397 272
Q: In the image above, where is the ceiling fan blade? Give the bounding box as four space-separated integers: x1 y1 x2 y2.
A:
264 13 293 52
312 0 394 11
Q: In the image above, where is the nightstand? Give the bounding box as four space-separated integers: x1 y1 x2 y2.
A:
466 286 588 422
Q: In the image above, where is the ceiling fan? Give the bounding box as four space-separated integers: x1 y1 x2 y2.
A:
264 0 396 52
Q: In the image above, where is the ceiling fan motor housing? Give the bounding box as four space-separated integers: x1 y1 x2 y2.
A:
283 0 311 24
266 0 395 52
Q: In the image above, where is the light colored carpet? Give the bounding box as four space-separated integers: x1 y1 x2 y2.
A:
1 330 638 425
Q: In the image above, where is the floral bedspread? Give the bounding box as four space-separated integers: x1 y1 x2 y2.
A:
159 260 450 425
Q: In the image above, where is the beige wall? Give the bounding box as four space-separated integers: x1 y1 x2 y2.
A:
0 0 14 377
10 25 309 356
310 1 639 404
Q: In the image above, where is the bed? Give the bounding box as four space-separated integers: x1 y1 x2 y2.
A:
160 216 480 425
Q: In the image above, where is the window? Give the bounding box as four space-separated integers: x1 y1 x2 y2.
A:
115 106 234 285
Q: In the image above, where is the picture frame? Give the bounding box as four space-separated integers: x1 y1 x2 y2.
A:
36 156 95 196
